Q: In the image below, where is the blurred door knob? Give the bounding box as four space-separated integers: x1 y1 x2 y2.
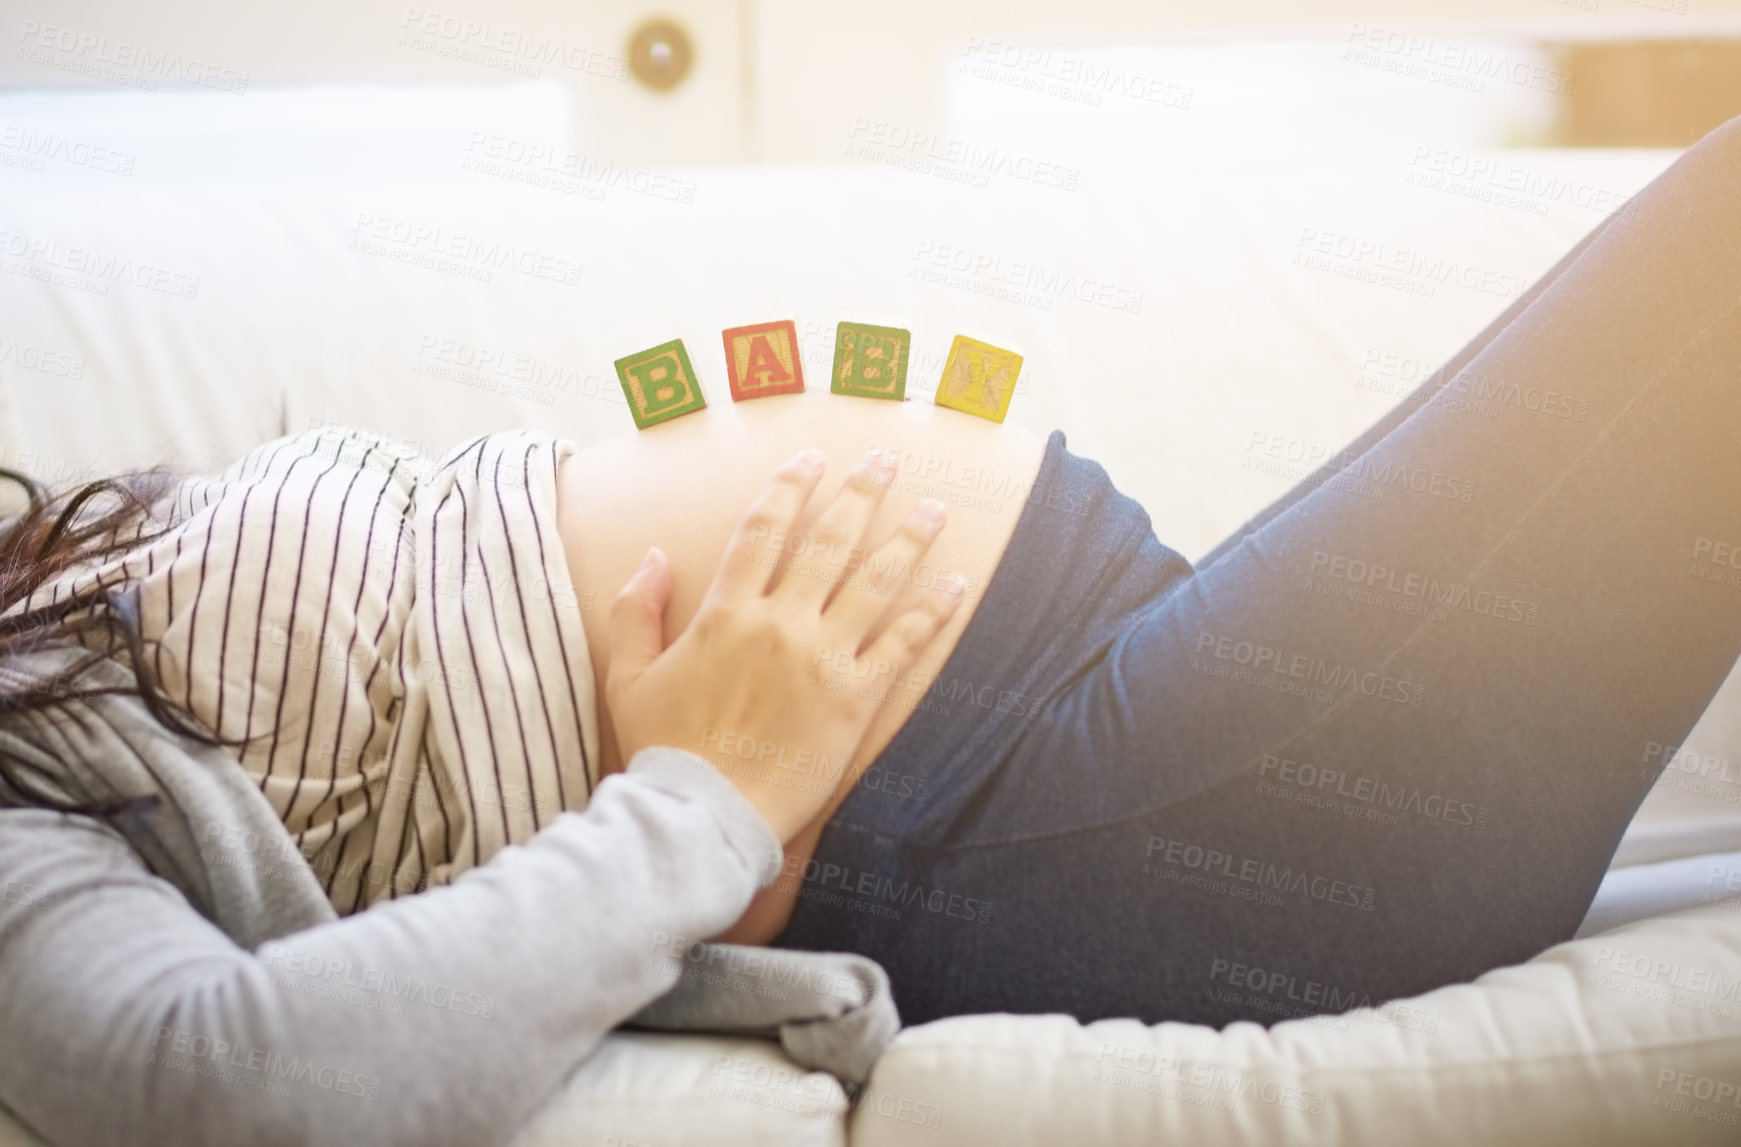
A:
628 18 694 93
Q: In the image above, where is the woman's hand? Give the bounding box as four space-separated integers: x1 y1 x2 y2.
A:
606 447 965 842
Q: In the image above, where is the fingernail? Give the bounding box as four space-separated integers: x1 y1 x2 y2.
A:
638 547 658 572
793 448 824 474
865 447 895 475
915 498 946 527
944 572 966 596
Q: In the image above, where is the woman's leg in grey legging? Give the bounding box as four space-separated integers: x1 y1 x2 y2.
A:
1060 114 1741 1019
862 115 1741 1025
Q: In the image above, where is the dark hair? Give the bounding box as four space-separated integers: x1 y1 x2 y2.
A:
0 466 226 814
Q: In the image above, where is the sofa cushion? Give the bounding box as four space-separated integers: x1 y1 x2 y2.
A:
0 1032 850 1147
511 1032 848 1147
854 898 1741 1146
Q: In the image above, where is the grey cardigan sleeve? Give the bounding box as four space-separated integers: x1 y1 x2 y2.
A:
0 748 781 1147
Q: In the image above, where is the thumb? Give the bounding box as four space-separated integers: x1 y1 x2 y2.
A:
608 546 671 691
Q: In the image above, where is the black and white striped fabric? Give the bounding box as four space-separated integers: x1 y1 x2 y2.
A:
19 426 599 914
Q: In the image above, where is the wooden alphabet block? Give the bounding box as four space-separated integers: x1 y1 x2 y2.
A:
935 334 1022 423
830 321 910 401
722 320 805 401
615 338 707 428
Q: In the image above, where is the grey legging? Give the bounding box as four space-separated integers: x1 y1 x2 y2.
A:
779 114 1741 1027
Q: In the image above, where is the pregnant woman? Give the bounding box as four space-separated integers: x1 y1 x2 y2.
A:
4 111 1741 1147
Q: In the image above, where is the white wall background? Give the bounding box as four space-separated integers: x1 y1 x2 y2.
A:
7 0 1741 164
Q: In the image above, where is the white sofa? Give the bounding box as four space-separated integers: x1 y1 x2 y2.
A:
3 86 1741 1146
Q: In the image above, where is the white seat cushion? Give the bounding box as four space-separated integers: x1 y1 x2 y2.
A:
0 1032 849 1147
510 1032 848 1147
854 898 1741 1146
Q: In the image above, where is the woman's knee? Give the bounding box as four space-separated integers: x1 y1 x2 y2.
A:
1689 112 1741 168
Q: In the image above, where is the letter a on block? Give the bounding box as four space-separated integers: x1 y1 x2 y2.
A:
722 320 805 401
831 321 909 400
615 338 707 429
935 334 1022 422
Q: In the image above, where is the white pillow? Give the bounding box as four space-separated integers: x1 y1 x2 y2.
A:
854 899 1741 1146
0 1032 849 1147
511 1032 848 1147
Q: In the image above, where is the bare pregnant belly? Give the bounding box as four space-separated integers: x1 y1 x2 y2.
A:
553 388 1045 940
555 387 1046 780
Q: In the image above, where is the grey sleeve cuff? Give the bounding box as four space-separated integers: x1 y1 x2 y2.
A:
629 946 901 1084
624 746 785 888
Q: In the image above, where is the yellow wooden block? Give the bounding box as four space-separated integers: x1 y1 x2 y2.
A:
935 335 1022 422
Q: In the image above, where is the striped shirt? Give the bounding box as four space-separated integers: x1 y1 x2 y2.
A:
13 426 600 915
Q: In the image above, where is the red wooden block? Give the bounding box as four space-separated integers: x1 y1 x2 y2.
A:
722 320 806 401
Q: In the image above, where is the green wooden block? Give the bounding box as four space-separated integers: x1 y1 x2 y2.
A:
830 321 909 401
615 338 707 428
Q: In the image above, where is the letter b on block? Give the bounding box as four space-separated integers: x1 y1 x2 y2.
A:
831 321 909 400
615 338 707 428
